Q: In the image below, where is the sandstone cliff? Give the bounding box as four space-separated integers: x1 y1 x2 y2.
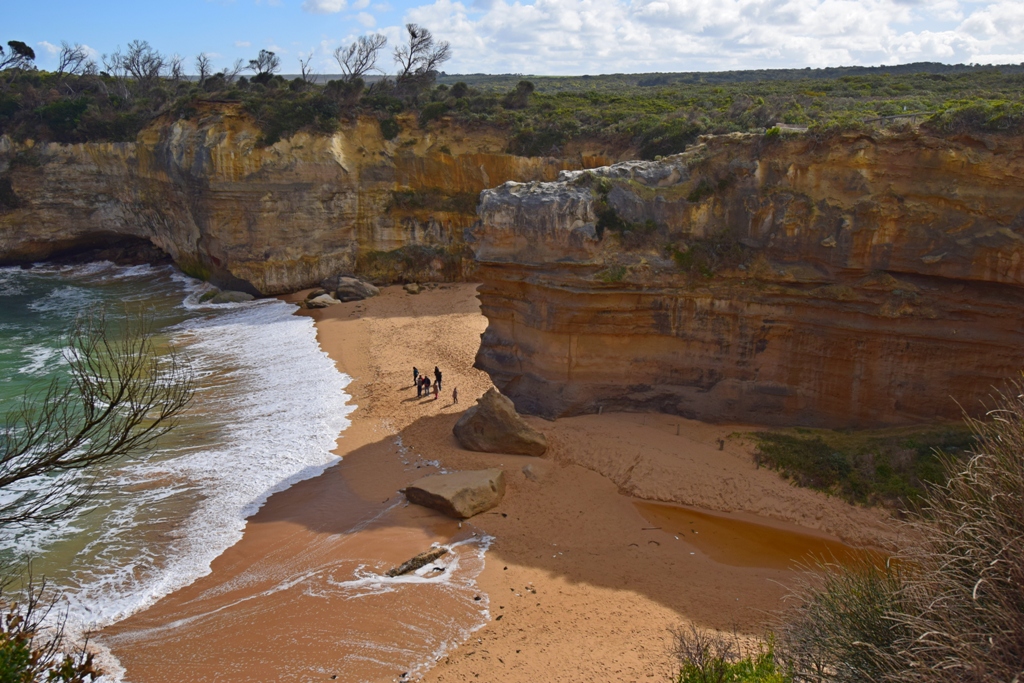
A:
0 104 615 293
472 130 1024 427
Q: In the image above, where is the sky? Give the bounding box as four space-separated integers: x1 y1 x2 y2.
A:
7 0 1024 77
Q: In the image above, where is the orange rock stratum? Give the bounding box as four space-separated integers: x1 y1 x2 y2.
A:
471 130 1024 427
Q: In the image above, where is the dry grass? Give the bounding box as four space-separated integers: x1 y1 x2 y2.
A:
776 382 1024 682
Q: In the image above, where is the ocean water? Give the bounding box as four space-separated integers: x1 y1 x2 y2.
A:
0 262 356 673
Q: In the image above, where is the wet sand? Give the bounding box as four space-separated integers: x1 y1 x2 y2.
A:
100 283 893 682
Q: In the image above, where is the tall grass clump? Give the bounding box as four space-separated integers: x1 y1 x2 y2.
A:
775 382 1024 682
893 387 1024 682
671 625 790 683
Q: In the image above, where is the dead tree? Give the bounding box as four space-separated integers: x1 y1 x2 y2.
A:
195 53 213 83
334 34 387 83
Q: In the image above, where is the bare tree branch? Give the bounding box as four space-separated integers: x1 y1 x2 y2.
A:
334 34 387 83
55 42 88 78
120 40 164 89
0 308 194 528
299 53 316 84
168 54 184 82
393 24 449 83
195 53 212 83
224 58 245 83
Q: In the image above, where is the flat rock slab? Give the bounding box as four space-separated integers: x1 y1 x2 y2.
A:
404 469 506 519
453 388 548 456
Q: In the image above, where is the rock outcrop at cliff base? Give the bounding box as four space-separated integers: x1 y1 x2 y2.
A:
471 130 1024 428
453 388 548 456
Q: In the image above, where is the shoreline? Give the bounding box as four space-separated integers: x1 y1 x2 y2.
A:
99 283 893 682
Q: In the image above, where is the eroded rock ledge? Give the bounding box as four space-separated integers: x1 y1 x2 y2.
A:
0 105 616 294
471 130 1024 428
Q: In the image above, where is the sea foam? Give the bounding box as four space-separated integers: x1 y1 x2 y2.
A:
0 264 355 679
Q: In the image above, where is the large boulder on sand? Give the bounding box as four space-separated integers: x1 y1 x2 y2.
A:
405 469 506 519
453 388 548 456
320 274 380 302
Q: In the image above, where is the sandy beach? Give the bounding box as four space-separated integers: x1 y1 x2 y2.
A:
100 283 893 682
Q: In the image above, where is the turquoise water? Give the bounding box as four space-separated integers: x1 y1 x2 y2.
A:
0 262 355 676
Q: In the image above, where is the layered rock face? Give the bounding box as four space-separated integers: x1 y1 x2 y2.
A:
472 131 1024 427
0 105 614 293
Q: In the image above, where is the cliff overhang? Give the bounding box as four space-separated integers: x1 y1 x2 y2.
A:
471 130 1024 428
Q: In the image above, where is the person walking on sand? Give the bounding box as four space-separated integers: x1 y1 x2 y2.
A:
433 382 439 400
413 366 419 386
423 375 431 398
416 374 423 398
434 366 442 391
453 387 458 404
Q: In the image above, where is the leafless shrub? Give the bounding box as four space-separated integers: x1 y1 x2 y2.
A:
670 624 739 683
0 570 98 682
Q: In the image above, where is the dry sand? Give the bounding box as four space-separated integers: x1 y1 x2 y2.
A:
100 283 893 682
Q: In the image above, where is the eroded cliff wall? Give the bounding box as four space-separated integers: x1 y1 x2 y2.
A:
0 104 615 293
472 130 1024 427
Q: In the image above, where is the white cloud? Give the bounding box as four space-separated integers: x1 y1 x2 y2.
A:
37 40 59 56
235 40 252 47
302 0 347 12
395 0 1024 73
353 0 371 8
357 11 377 26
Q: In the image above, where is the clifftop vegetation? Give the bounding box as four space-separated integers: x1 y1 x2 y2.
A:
1 34 1023 156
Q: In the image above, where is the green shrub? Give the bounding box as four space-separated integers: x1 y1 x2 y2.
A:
669 227 747 279
387 188 478 214
751 426 974 506
0 177 20 211
777 560 908 683
671 625 790 683
418 101 449 127
925 99 1024 134
776 383 1024 682
596 266 627 283
687 179 716 203
379 117 400 140
34 99 89 142
0 580 100 682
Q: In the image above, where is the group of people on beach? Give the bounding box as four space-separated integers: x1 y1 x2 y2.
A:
412 366 457 403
